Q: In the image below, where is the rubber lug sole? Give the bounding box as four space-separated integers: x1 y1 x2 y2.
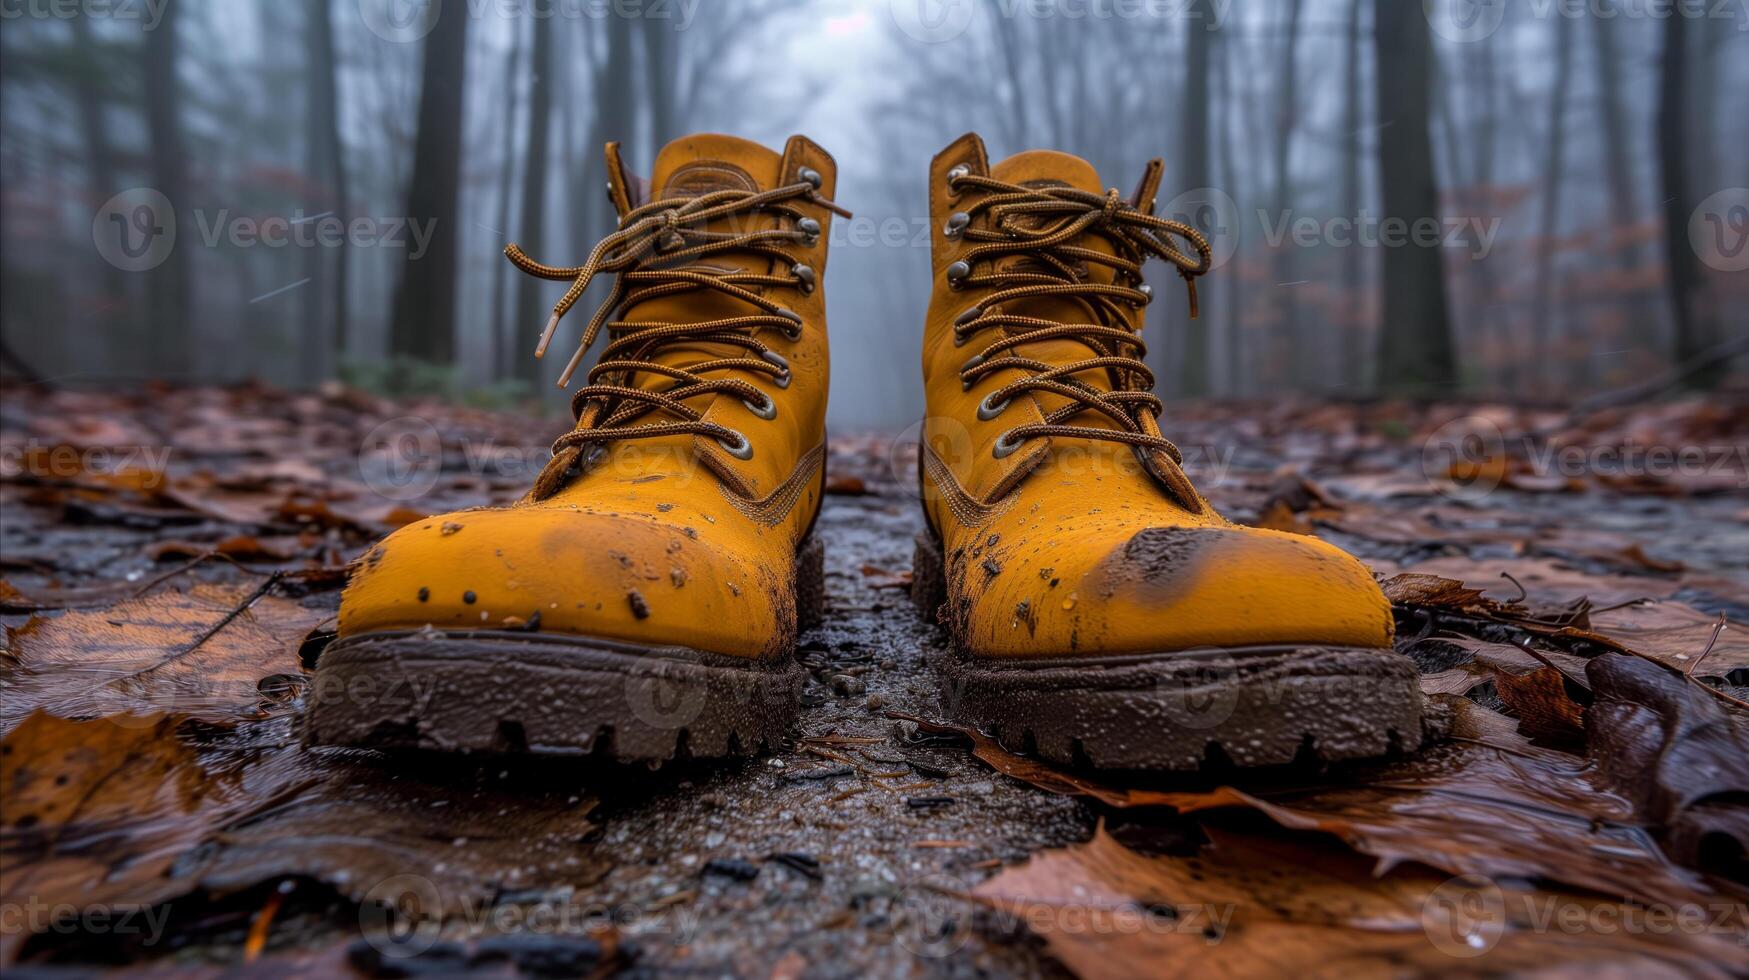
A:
305 630 806 765
911 532 1425 770
306 534 825 765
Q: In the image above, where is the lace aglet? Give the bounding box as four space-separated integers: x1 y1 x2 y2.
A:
534 312 561 358
1185 280 1200 320
556 343 588 388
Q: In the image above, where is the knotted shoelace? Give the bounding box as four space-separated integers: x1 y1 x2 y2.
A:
505 178 847 494
947 173 1212 464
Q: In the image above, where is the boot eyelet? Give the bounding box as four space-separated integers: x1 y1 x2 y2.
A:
943 212 970 239
798 167 822 189
959 352 984 390
977 393 1010 421
796 216 821 244
760 350 792 389
955 306 982 327
716 430 754 460
1137 282 1153 301
946 261 971 289
790 262 816 293
743 395 778 420
993 431 1025 459
776 308 804 340
945 164 971 190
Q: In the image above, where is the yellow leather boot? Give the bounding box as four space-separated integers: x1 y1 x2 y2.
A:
308 134 843 763
911 134 1422 769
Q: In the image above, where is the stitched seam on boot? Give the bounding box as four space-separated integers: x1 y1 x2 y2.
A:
716 442 826 527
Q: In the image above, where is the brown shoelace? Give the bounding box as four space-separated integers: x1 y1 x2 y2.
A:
947 172 1212 462
506 177 847 487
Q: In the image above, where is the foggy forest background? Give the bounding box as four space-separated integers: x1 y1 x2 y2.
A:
2 0 1745 429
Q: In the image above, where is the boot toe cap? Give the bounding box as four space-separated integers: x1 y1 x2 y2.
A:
338 506 793 658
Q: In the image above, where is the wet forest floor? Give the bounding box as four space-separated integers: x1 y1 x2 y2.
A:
2 384 1747 977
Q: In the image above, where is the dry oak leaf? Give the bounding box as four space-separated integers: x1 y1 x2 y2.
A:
971 826 1746 979
0 582 323 734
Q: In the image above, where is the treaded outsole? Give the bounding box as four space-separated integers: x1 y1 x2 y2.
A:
304 535 824 765
911 532 1426 770
305 630 806 765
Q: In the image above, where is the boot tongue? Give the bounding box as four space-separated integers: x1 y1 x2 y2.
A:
617 135 788 431
650 133 784 200
988 149 1103 195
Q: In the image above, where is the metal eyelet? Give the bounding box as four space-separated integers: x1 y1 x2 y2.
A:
717 430 754 459
1137 282 1153 301
603 180 615 203
943 212 970 239
760 350 792 389
946 261 971 289
946 164 971 188
776 308 804 340
790 262 816 294
959 353 984 390
743 394 778 420
977 393 1010 421
798 167 822 189
992 430 1024 459
796 216 821 244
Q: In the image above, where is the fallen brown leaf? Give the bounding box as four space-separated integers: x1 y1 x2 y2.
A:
1 582 324 732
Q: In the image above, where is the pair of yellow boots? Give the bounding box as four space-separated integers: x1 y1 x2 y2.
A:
309 134 1420 770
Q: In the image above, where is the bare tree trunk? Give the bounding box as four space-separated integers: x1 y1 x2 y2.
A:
1657 14 1721 387
142 0 191 378
389 7 468 364
304 0 348 382
70 16 122 301
1338 0 1366 393
513 19 554 386
1269 0 1305 390
642 22 677 158
1172 0 1214 397
1531 11 1575 389
488 18 527 380
1371 0 1455 396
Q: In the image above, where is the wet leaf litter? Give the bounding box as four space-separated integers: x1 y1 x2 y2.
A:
2 384 1746 975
